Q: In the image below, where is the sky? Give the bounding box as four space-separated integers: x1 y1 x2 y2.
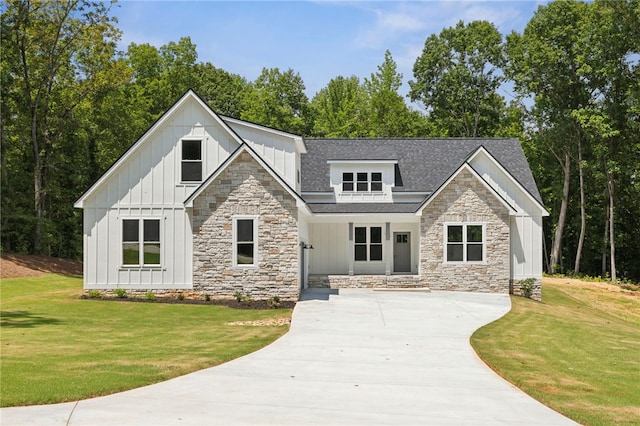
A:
113 1 546 101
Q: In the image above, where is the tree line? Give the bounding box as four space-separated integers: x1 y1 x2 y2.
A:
1 0 639 282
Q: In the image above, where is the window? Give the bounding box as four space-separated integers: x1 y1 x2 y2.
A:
122 219 161 266
446 224 484 263
354 226 383 262
234 217 257 267
371 172 382 192
357 173 368 192
342 172 383 192
181 140 202 182
342 172 354 191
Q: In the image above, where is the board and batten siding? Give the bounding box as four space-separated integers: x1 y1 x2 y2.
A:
226 123 298 190
469 152 545 280
82 97 241 288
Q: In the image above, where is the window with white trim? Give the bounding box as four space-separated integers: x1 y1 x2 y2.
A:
354 226 383 261
233 216 258 267
342 172 383 192
445 224 484 263
181 140 202 182
122 219 161 266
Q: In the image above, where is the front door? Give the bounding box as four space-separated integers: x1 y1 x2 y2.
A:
393 232 411 273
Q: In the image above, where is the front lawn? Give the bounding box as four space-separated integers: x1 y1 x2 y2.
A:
0 275 292 407
471 278 640 426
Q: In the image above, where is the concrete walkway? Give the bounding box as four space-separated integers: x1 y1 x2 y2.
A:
1 289 576 425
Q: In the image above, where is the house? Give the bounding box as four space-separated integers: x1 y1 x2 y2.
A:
74 90 548 301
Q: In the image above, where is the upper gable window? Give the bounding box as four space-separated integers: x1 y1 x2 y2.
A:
342 173 354 191
181 140 202 182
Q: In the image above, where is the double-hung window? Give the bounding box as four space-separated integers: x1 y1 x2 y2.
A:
445 224 484 263
122 219 161 266
181 140 202 182
354 226 383 261
342 172 354 191
234 216 258 267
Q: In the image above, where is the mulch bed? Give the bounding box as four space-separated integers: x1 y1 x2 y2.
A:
81 295 296 310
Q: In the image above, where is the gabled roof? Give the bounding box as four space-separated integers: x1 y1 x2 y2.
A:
74 89 244 208
184 142 305 208
416 162 517 215
301 138 544 205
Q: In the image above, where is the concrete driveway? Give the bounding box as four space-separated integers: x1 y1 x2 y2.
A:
1 289 576 425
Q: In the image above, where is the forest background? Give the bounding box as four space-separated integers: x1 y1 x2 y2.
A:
1 0 639 282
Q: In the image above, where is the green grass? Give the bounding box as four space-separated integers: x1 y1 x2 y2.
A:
471 279 640 425
0 275 292 407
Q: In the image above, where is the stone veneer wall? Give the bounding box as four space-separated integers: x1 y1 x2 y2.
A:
308 274 426 289
191 151 299 301
420 168 511 294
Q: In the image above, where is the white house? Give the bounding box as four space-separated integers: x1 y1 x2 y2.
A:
74 90 549 301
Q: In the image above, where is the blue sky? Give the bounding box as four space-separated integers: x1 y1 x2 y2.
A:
114 1 545 101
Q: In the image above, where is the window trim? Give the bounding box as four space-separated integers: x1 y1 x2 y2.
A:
233 215 259 268
444 223 486 264
354 225 384 262
122 218 162 268
180 139 203 183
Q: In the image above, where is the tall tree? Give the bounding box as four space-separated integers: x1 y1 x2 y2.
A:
310 75 370 137
1 0 123 253
409 20 506 137
506 1 591 274
364 50 418 137
195 62 249 118
241 67 311 135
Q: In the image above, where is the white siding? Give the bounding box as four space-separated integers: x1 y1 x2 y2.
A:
309 223 349 274
81 96 240 289
511 215 543 280
228 124 297 189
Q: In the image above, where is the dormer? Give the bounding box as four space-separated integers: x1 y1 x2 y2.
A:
328 160 397 203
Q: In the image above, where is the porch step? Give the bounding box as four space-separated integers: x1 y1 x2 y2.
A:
373 287 431 293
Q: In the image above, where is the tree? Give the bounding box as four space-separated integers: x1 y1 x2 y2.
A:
195 62 249 118
310 75 370 137
241 67 311 135
409 20 507 137
364 50 418 137
506 1 591 275
1 0 123 253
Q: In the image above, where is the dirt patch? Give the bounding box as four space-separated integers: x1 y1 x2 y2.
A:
1 253 82 279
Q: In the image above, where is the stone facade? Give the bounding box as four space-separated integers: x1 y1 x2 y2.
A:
191 151 300 301
308 274 427 289
420 167 511 294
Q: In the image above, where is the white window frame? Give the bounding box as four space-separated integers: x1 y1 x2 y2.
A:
444 223 486 264
233 215 259 268
180 139 203 183
122 218 162 268
354 225 384 262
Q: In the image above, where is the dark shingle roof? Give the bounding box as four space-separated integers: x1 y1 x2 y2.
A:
300 138 543 205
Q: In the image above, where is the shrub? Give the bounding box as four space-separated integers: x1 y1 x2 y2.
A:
177 292 185 301
204 294 211 302
145 291 156 301
267 295 281 309
114 288 127 299
87 290 101 299
519 278 537 299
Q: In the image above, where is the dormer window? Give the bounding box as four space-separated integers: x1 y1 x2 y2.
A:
342 172 383 192
181 140 202 182
342 173 354 191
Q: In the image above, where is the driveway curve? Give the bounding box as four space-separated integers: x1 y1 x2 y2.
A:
2 289 576 425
